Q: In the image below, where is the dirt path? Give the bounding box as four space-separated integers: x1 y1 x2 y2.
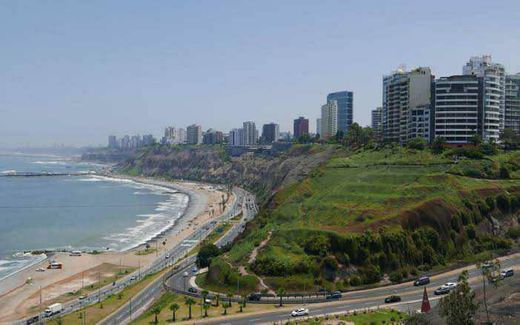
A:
248 230 272 264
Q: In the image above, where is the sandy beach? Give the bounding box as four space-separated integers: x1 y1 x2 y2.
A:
0 177 231 322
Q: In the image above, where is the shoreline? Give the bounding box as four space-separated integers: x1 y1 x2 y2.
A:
0 174 191 284
0 174 229 322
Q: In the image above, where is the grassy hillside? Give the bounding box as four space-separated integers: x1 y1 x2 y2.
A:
209 146 520 293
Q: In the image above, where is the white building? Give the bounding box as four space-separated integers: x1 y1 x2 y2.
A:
434 75 481 144
462 55 505 141
316 118 322 137
242 121 258 146
382 67 433 144
320 101 338 140
229 128 243 146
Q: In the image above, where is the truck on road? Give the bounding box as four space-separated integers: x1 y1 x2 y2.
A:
44 303 63 317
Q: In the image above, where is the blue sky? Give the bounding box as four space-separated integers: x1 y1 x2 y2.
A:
1 0 519 146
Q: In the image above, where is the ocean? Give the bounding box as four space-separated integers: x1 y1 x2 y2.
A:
0 154 189 281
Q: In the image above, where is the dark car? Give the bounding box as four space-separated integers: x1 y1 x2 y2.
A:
385 295 401 304
248 293 262 301
326 291 342 299
414 276 430 286
26 316 40 325
384 295 401 303
187 287 198 293
434 287 450 295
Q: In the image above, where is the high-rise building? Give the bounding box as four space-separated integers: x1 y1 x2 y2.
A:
228 128 243 146
242 121 258 146
505 73 520 134
434 75 481 144
320 101 338 140
327 91 353 134
108 135 117 148
383 67 433 144
462 55 505 141
186 124 202 145
261 123 279 144
371 107 383 139
293 117 309 139
202 129 223 144
142 134 156 146
176 128 187 144
316 118 322 137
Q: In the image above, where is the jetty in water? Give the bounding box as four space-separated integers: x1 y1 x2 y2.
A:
0 171 97 177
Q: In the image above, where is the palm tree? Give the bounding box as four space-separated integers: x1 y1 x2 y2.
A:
215 293 220 307
227 292 233 307
202 303 210 317
276 287 286 307
184 297 196 320
222 302 229 315
169 303 179 322
201 290 209 316
241 294 247 308
151 305 162 324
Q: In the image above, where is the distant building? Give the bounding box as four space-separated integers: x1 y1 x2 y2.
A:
320 101 338 140
202 129 224 144
383 67 433 144
505 73 520 134
371 107 383 139
327 91 353 134
293 117 309 139
176 128 187 144
186 124 202 145
242 121 258 146
142 134 156 146
279 131 292 142
108 135 117 148
229 128 243 146
462 55 505 141
261 123 279 144
316 118 322 137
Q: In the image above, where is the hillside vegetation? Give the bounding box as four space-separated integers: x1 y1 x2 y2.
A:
207 145 520 293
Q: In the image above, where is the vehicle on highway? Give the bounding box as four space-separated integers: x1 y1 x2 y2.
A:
25 315 39 324
183 271 189 277
188 287 198 293
326 291 342 299
165 254 170 259
78 295 87 300
434 282 457 295
291 308 309 317
500 268 514 278
44 303 63 317
248 292 262 301
413 276 430 286
36 267 45 272
192 266 198 274
384 295 401 303
130 275 138 281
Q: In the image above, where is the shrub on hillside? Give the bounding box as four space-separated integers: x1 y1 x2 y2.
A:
506 227 520 240
407 138 427 150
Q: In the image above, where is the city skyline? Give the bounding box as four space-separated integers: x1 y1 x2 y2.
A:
1 1 520 147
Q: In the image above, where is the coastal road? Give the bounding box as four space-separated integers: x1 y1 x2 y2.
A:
98 187 254 325
197 256 519 325
23 185 246 324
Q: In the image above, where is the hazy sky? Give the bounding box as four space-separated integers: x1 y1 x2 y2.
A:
1 0 520 147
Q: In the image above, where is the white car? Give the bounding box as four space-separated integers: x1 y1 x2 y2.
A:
441 282 457 290
36 268 45 272
291 308 309 317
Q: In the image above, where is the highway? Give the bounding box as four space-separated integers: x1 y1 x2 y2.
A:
198 256 519 325
99 187 256 325
22 185 248 325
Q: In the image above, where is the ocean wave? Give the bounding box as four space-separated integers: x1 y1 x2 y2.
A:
1 169 16 174
32 160 68 165
0 253 47 283
103 190 189 251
